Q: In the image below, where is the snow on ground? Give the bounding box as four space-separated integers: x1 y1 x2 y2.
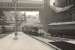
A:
0 32 56 50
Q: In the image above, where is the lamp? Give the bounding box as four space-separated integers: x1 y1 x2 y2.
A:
49 0 74 13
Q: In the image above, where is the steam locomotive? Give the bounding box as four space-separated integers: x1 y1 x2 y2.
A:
40 0 75 38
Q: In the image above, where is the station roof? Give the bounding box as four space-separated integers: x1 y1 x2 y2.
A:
0 0 44 11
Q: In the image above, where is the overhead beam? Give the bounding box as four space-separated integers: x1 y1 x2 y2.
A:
0 1 44 11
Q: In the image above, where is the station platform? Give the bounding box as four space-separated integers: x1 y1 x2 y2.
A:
0 32 56 50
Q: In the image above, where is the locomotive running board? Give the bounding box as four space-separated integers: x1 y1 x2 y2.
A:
48 21 75 25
